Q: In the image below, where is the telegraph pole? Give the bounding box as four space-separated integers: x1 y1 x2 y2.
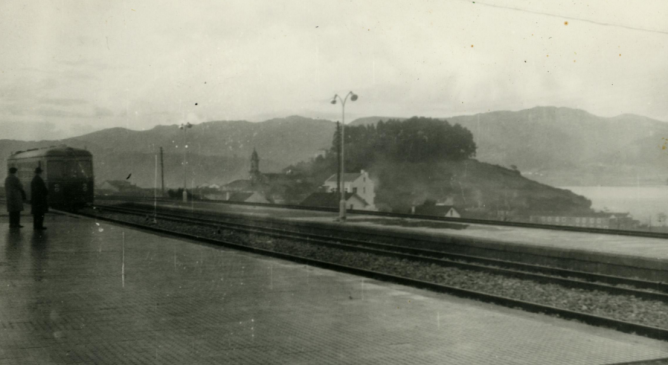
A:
160 147 165 197
180 122 193 202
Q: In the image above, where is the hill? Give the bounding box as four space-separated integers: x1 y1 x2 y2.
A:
0 116 336 188
67 115 335 163
3 107 667 188
371 159 592 217
290 117 592 217
351 107 668 186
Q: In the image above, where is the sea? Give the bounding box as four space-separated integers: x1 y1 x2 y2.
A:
561 186 668 225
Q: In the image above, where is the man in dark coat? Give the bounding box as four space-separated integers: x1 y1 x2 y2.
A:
5 167 26 228
31 167 49 230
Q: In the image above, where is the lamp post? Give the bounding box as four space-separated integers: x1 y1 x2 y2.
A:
180 122 193 202
331 91 358 221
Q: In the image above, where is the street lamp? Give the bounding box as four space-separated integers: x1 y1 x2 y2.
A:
180 122 193 202
331 91 359 221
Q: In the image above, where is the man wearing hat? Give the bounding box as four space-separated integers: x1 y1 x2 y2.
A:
31 167 49 230
5 167 26 228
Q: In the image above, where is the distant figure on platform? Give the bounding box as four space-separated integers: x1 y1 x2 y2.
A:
5 167 26 228
31 167 49 230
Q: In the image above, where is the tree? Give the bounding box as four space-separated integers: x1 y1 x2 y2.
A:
328 117 477 171
287 116 478 211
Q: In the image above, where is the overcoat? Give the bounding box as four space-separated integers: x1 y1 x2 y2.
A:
4 174 24 212
31 175 49 214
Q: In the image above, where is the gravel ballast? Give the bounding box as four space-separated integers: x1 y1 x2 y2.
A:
88 209 668 330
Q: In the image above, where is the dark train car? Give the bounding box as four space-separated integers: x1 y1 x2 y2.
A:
7 146 94 209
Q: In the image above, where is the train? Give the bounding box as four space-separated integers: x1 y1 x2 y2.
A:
6 146 94 209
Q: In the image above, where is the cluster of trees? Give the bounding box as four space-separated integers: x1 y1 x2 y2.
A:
332 117 477 171
284 116 594 217
282 117 477 210
286 117 476 189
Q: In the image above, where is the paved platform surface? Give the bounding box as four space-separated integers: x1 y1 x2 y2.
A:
149 200 668 264
2 212 668 364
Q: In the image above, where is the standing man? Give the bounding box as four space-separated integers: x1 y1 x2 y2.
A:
31 167 48 230
5 167 26 228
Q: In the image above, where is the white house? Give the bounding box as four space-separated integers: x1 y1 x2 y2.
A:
323 170 375 210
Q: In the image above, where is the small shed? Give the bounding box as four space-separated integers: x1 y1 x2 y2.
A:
414 204 461 218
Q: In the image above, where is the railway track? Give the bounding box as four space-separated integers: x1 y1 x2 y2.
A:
95 196 668 239
85 202 668 341
96 202 668 293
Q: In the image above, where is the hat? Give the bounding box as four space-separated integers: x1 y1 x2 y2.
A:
8 167 17 173
35 167 43 173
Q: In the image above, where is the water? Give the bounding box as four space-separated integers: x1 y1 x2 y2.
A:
562 186 668 225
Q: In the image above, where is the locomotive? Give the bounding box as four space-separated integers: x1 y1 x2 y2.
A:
6 146 94 209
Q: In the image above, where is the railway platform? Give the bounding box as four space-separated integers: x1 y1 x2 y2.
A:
0 209 667 364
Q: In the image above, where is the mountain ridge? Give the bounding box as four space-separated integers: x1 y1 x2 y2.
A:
2 107 667 187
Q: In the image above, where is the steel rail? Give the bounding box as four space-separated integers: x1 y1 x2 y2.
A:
95 203 668 292
80 206 668 341
92 204 668 302
102 196 668 239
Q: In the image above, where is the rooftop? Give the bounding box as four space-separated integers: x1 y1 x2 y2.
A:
9 146 92 159
325 172 364 183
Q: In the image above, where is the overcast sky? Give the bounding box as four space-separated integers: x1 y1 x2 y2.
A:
1 0 667 140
